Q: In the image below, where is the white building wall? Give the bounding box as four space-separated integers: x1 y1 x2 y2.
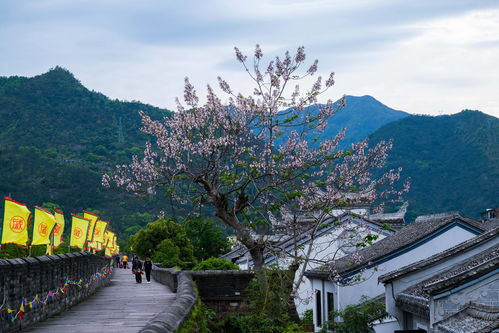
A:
309 224 479 332
291 223 387 316
372 319 401 333
385 233 498 327
337 225 477 308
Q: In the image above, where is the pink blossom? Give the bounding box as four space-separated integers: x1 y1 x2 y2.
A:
103 45 408 276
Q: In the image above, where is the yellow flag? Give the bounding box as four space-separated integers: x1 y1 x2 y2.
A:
70 214 90 249
1 197 31 247
103 229 110 248
83 211 99 242
32 207 56 246
110 232 117 249
88 240 102 250
93 220 107 243
52 209 65 248
106 230 115 248
104 246 112 258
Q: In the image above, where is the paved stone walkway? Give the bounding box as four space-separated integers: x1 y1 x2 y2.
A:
26 267 176 333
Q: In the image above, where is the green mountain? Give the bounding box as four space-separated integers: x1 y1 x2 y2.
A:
0 67 173 237
324 95 409 147
277 95 409 148
0 67 168 160
1 67 495 238
369 110 499 221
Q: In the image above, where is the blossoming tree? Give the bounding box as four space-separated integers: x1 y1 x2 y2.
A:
103 45 407 279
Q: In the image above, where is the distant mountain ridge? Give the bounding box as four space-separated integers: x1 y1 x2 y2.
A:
322 95 409 148
0 67 496 235
0 67 169 155
368 110 499 221
277 95 409 149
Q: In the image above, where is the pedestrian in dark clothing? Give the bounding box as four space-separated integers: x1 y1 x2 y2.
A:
144 257 152 283
132 257 143 283
114 255 120 268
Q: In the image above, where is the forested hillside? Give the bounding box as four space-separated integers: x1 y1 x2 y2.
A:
0 67 173 237
0 68 409 237
369 110 499 221
1 68 496 238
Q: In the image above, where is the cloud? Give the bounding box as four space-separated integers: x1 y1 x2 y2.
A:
0 0 498 116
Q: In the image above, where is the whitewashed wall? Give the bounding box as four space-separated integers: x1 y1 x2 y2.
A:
308 224 479 332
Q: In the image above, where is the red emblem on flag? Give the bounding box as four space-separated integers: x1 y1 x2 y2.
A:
74 227 83 239
38 223 48 236
10 216 26 233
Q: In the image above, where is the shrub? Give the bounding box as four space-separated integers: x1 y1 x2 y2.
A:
326 296 389 333
301 309 313 325
192 257 239 271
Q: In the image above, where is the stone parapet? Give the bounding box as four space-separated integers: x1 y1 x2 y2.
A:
188 270 254 316
140 267 196 333
0 252 111 332
141 267 255 332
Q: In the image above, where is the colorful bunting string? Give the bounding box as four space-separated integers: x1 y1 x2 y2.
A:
0 266 112 323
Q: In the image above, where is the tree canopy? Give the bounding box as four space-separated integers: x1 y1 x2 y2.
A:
105 45 407 275
129 217 196 269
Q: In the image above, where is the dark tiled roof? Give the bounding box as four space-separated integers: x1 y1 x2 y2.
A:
482 218 499 231
396 244 499 315
403 244 499 299
435 302 499 333
223 215 391 267
379 227 499 284
306 212 484 279
368 201 408 228
396 293 430 318
220 245 248 261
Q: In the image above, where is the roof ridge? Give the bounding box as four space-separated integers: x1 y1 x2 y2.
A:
379 227 499 283
434 302 499 332
424 251 499 294
415 211 460 223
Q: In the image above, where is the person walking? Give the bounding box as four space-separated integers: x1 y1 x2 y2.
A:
122 254 128 269
144 257 152 283
114 254 120 268
132 256 143 283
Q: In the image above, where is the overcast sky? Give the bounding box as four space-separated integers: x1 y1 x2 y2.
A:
1 0 498 117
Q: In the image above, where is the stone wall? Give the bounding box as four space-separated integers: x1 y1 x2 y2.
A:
188 270 254 315
141 267 255 332
0 252 111 332
140 266 196 333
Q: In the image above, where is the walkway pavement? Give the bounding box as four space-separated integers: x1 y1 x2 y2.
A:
26 267 176 333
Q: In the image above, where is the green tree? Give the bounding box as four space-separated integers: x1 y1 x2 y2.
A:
182 216 231 261
326 296 389 333
129 217 196 269
40 202 63 212
192 257 239 271
153 239 184 268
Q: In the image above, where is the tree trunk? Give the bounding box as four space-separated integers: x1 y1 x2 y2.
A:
248 242 265 273
286 261 301 323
